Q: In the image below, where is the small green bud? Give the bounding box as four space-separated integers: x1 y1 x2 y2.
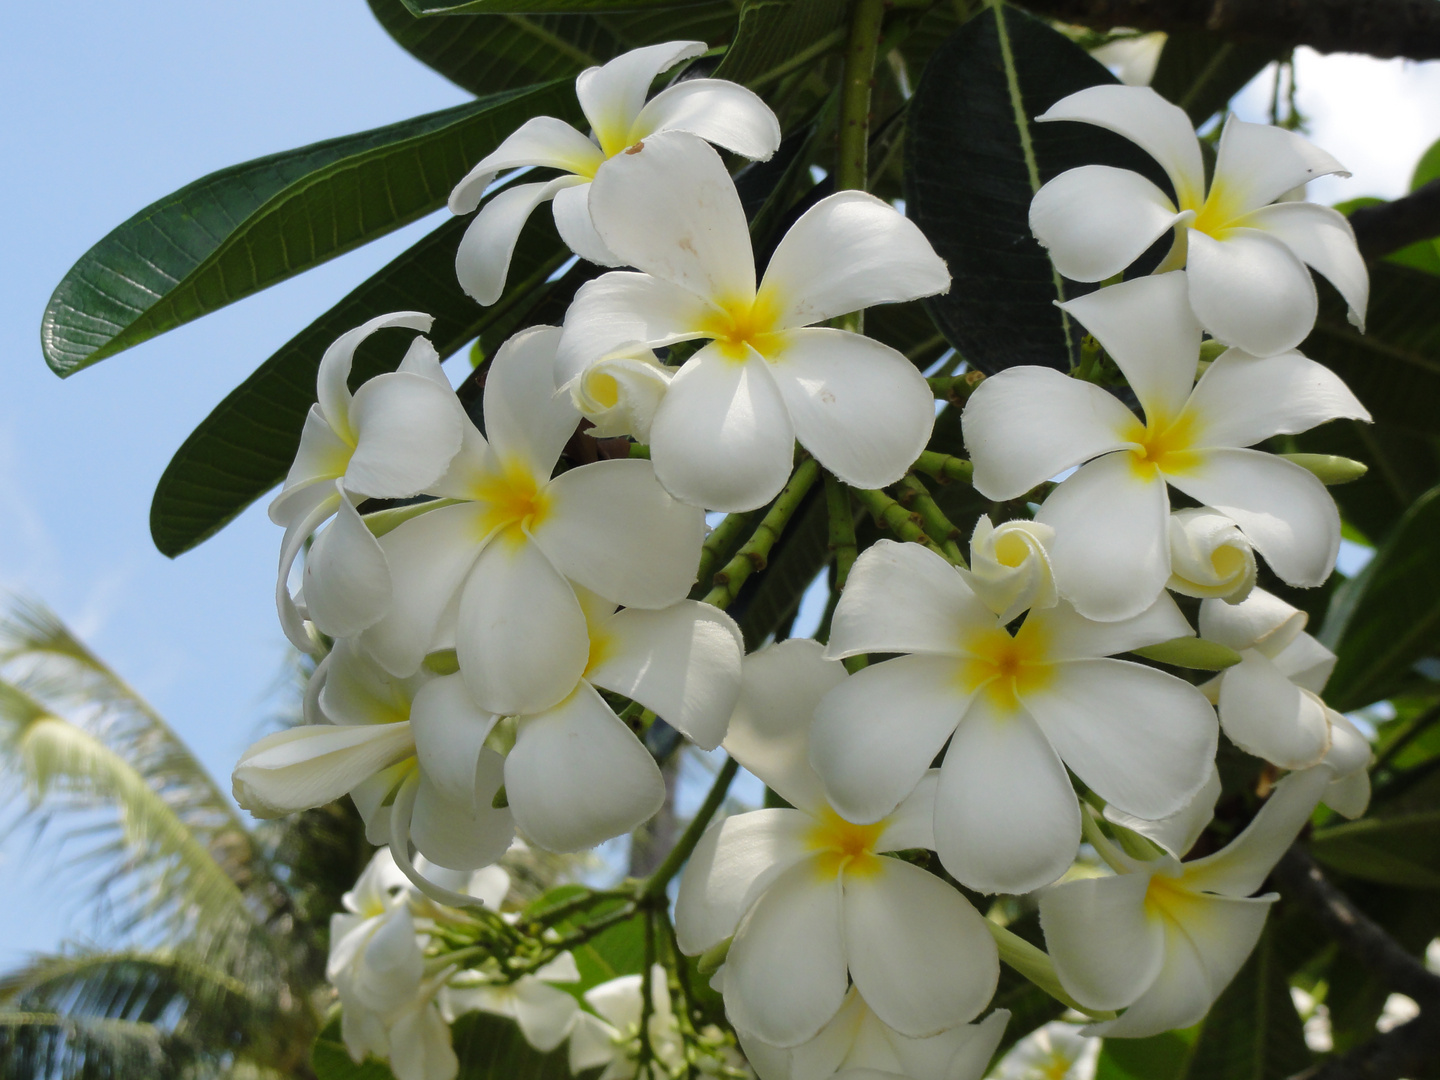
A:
697 937 732 976
423 649 461 676
1133 636 1242 670
1279 453 1368 486
491 785 509 810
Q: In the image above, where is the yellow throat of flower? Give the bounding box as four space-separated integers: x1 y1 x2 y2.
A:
698 292 785 362
806 807 887 880
471 459 551 543
957 619 1055 712
1122 412 1201 480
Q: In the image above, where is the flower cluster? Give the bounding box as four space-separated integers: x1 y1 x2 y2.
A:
232 43 1375 1078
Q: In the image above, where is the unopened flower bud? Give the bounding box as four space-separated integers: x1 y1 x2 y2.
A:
1167 508 1256 603
960 515 1057 623
570 349 673 442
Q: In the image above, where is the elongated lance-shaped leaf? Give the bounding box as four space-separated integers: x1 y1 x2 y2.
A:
41 80 577 377
713 0 847 88
401 0 707 14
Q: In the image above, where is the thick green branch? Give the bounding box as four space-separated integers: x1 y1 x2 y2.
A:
896 474 966 564
704 458 821 609
853 486 948 557
912 450 975 486
696 510 758 591
825 473 860 592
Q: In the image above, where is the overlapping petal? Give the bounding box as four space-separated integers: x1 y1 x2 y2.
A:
1030 165 1185 282
456 175 587 305
1186 228 1317 356
631 77 782 160
1183 348 1369 449
232 722 415 818
304 493 392 638
1039 872 1164 1010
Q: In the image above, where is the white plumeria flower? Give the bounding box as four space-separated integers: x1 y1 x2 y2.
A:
449 41 780 305
1200 589 1371 816
569 965 686 1080
232 640 515 877
813 539 1217 895
963 272 1370 622
358 325 706 717
269 312 465 651
1029 84 1368 356
385 972 462 1080
676 640 999 1049
738 987 1009 1080
443 953 583 1053
958 515 1057 624
1166 508 1256 602
1039 766 1331 1038
990 1020 1099 1080
554 131 947 512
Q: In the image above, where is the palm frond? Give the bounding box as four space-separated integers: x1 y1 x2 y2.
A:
0 1011 193 1080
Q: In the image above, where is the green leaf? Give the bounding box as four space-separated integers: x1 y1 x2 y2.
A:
904 6 1165 373
1311 761 1440 888
712 0 848 88
402 0 706 14
1412 135 1440 190
1097 1031 1193 1080
1320 482 1440 710
42 81 576 378
453 1012 574 1080
1291 420 1440 547
1149 31 1283 125
1177 926 1311 1080
148 209 572 557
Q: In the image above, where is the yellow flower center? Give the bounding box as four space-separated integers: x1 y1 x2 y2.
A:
957 619 1055 712
470 459 551 543
1183 177 1244 241
1122 413 1202 480
697 292 786 362
583 624 615 681
806 806 887 880
991 529 1033 569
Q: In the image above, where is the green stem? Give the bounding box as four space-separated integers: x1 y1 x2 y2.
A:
985 921 1116 1020
911 450 974 486
643 758 740 901
527 887 631 930
825 473 859 592
853 486 946 557
703 459 821 609
696 510 758 592
638 911 658 1072
896 475 966 565
926 371 986 407
838 0 886 193
1080 803 1132 874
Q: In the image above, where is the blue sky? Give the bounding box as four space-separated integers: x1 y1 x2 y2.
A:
2 3 1438 967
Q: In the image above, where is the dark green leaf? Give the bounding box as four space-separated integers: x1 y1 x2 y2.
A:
403 0 708 14
1150 31 1283 125
1320 482 1440 710
452 1011 574 1080
149 209 572 557
904 6 1166 373
1097 1031 1193 1080
712 0 848 88
1291 420 1440 546
43 81 576 378
1412 135 1440 191
1312 764 1440 888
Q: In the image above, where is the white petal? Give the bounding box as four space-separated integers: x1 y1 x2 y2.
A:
412 749 515 871
585 972 644 1030
827 539 994 660
934 698 1080 894
409 673 500 806
550 180 621 266
397 333 451 387
1039 871 1165 1010
843 861 998 1034
1244 201 1368 330
674 808 815 954
275 488 341 653
725 860 849 1047
555 271 715 385
1167 448 1340 587
962 367 1135 500
1029 592 1192 662
534 458 705 607
1324 767 1371 820
505 682 665 852
483 325 581 481
389 1003 459 1080
759 192 949 330
571 351 673 441
272 407 351 525
649 345 797 513
767 329 934 489
456 536 587 716
876 771 940 854
346 372 464 499
1024 659 1217 820
512 978 582 1051
723 639 846 814
1218 651 1331 769
576 41 707 155
1082 918 1207 1038
1186 228 1317 357
1323 706 1372 778
1106 765 1221 860
634 78 781 160
1198 587 1308 656
304 493 392 638
457 176 585 305
449 116 603 214
568 1012 621 1074
1057 272 1201 424
811 656 969 825
587 131 755 302
232 722 414 817
1038 86 1206 208
361 503 485 677
1272 632 1337 693
1037 452 1172 622
586 601 743 749
1211 116 1350 216
892 1009 1009 1080
1030 165 1184 282
316 312 435 443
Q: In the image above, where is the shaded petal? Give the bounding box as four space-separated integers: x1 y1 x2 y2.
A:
1030 165 1184 282
1198 587 1308 656
410 673 500 806
232 722 414 817
1086 919 1215 1038
1039 871 1165 1010
576 41 707 153
1106 765 1221 860
1167 448 1339 587
317 312 434 442
875 771 940 854
586 601 743 749
759 192 949 329
1058 272 1201 424
649 345 796 513
1219 651 1330 769
723 639 846 814
551 179 620 266
962 367 1136 499
1211 116 1350 215
826 539 996 660
1167 507 1257 601
1245 202 1367 331
512 978 582 1051
1272 631 1336 693
535 458 705 607
811 656 970 825
412 749 515 871
568 1013 621 1074
725 860 849 1047
844 861 998 1034
635 78 781 159
767 329 934 489
389 1002 459 1080
555 271 715 385
1324 766 1371 820
449 116 603 214
1187 228 1317 357
934 698 1080 894
457 175 585 305
1038 86 1205 207
505 682 665 852
674 808 814 954
1036 452 1172 622
483 325 582 480
1184 348 1369 450
347 372 464 499
275 488 341 653
305 493 391 639
1030 592 1192 662
891 1008 1009 1080
1024 659 1217 819
587 131 755 301
272 406 350 525
457 536 588 716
